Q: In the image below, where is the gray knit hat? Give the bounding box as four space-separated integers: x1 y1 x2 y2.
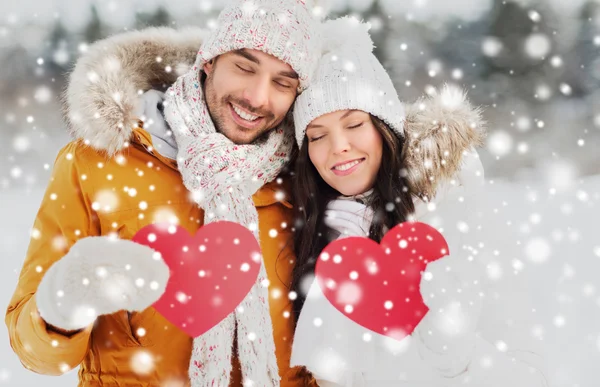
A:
198 0 326 91
294 17 405 148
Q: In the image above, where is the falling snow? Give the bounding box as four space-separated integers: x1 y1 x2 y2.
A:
130 350 155 375
1 1 600 386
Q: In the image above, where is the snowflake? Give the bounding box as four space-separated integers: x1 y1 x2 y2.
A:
487 130 513 157
336 281 362 305
535 84 552 101
550 56 563 68
525 237 551 264
0 368 10 382
382 330 411 355
481 37 503 57
92 190 120 213
309 347 347 380
524 33 551 59
528 10 542 22
130 350 155 375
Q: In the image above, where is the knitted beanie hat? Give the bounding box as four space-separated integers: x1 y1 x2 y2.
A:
294 17 405 148
198 0 326 91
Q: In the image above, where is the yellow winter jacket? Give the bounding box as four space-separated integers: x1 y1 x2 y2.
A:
5 127 315 386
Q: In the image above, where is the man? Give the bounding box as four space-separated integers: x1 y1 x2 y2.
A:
5 0 322 385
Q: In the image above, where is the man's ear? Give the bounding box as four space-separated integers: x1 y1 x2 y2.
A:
204 59 215 75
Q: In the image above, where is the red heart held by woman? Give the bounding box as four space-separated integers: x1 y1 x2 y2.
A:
132 221 261 338
315 221 449 342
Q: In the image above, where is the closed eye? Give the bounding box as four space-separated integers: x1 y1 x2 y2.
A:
275 81 292 89
236 64 253 73
348 122 364 129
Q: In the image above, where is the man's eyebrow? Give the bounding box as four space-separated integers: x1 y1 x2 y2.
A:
234 49 298 80
278 70 299 80
233 49 260 64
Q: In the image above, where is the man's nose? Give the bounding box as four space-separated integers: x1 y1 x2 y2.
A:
242 76 270 110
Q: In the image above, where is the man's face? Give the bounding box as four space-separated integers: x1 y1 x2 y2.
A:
203 49 299 144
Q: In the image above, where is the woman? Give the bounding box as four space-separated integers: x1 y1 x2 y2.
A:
289 17 548 387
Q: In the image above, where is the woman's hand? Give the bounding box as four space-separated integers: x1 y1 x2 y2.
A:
415 257 484 378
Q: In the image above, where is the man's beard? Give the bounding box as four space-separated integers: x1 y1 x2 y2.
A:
203 73 227 134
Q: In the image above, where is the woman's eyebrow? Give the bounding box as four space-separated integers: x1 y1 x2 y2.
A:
340 110 359 120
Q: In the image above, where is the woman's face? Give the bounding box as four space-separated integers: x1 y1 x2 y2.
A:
306 110 383 196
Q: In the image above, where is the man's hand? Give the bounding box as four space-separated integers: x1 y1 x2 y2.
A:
36 237 169 331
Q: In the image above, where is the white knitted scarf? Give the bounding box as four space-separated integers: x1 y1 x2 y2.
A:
163 58 293 386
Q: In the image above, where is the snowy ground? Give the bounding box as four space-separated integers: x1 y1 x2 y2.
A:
1 175 599 386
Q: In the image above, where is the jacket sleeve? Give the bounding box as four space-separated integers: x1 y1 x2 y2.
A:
5 143 97 375
415 149 548 386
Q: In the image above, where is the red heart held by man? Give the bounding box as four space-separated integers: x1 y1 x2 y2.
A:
315 221 449 342
132 221 261 338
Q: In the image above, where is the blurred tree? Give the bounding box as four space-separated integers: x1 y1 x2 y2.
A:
432 14 490 82
486 1 537 74
84 5 105 44
48 20 69 51
362 0 389 66
0 46 32 93
567 1 600 96
46 19 73 72
136 6 171 29
481 0 560 103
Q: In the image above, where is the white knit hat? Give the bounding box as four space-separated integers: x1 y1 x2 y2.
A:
294 17 405 148
198 0 326 91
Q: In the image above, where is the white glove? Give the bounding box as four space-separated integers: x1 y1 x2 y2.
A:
323 199 374 238
415 257 483 378
35 236 169 331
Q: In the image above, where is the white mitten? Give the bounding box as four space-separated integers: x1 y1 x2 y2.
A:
35 236 169 331
323 199 374 238
415 257 483 378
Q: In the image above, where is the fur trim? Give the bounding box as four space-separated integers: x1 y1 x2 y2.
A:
62 27 207 156
403 84 486 200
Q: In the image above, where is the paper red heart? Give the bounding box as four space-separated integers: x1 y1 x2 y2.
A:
132 221 261 337
315 221 449 342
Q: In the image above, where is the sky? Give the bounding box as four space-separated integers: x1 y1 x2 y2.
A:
0 0 593 31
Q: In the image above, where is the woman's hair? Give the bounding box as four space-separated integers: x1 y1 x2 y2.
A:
290 115 416 323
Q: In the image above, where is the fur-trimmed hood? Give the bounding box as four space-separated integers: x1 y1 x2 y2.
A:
403 85 486 200
63 27 207 155
63 27 486 199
